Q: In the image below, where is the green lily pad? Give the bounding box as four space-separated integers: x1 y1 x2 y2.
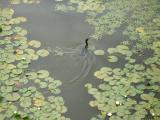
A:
39 82 48 88
37 70 49 78
5 93 20 102
0 73 9 80
25 48 35 54
20 97 31 108
28 40 41 48
34 79 41 83
17 29 27 36
25 72 37 80
10 0 21 4
5 80 15 86
1 86 13 93
140 94 154 101
36 49 49 57
134 64 145 71
108 55 118 62
29 54 39 60
94 50 105 55
12 68 23 75
107 48 116 54
48 83 57 90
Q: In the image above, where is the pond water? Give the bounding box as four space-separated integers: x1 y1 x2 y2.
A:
0 0 160 120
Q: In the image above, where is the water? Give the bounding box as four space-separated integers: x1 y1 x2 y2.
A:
1 0 128 120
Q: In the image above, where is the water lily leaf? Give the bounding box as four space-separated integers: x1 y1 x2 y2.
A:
17 16 27 22
17 29 27 36
37 70 49 79
1 86 13 93
5 80 14 86
103 76 113 81
48 83 57 90
0 114 5 120
45 77 54 82
34 79 41 83
17 62 29 69
15 49 23 55
28 53 39 60
56 106 67 113
116 45 129 50
94 50 105 55
36 49 49 57
39 82 48 88
25 72 37 80
100 67 112 74
6 55 16 63
52 88 61 94
28 86 37 92
140 94 154 101
33 98 45 107
52 80 62 86
25 48 35 54
1 8 14 19
108 55 118 62
134 64 145 71
18 44 28 49
107 48 116 54
23 91 32 97
13 26 22 32
94 71 106 79
12 68 23 75
28 40 41 48
20 97 31 108
0 73 9 80
6 64 16 69
5 93 20 102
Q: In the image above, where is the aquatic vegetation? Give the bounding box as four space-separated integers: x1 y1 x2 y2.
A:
55 0 160 119
94 49 105 56
10 0 40 4
0 8 70 120
55 0 159 40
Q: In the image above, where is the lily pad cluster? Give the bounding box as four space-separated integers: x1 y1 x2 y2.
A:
55 0 159 40
0 8 70 120
54 0 160 120
10 0 40 4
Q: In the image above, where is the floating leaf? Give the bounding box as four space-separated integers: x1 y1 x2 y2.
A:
94 71 106 79
12 68 23 75
25 72 37 80
20 97 31 108
136 27 144 33
5 93 20 102
37 70 49 79
36 49 49 57
1 86 13 93
39 82 48 88
28 40 41 48
94 50 105 55
108 55 118 63
33 98 45 107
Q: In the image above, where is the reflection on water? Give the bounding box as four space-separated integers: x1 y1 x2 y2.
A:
47 40 95 83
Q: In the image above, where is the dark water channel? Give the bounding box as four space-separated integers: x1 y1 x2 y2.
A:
1 0 126 120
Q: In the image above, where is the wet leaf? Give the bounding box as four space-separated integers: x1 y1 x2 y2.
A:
108 55 118 62
94 50 105 55
36 49 49 57
20 97 31 108
28 40 41 48
37 70 49 79
5 93 20 102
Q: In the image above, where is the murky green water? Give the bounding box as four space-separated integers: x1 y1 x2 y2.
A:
0 0 160 120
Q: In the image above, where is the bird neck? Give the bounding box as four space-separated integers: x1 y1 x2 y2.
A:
85 39 89 49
